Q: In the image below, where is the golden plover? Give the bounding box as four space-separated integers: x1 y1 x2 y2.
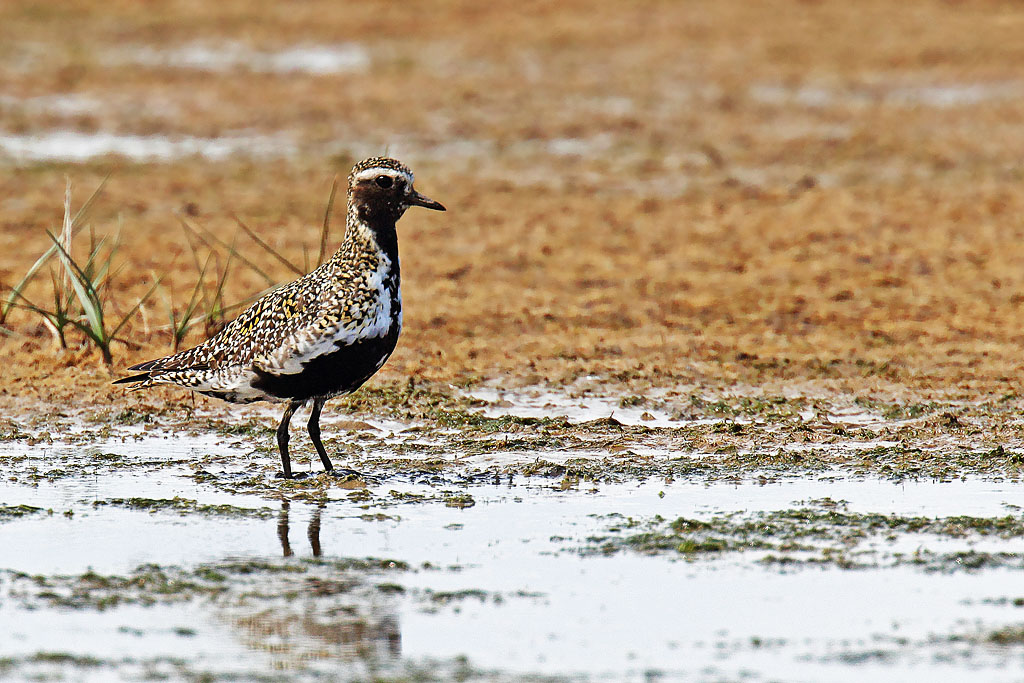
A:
115 157 445 478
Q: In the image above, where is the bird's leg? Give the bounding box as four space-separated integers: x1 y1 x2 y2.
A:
307 397 333 472
307 398 361 478
275 401 302 479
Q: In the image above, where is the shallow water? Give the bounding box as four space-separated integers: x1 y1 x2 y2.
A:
463 385 908 431
748 80 1024 109
3 424 1024 681
0 130 295 162
112 42 371 75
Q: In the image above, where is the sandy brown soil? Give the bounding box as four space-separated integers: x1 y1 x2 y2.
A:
3 0 1024 411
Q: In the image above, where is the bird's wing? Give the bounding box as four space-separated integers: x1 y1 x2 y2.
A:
116 279 313 384
253 289 387 377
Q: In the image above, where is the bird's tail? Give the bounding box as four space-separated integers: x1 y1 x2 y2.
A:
112 372 152 386
112 348 209 389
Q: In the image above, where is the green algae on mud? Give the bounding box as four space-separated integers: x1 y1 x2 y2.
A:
7 380 1024 497
2 557 410 610
0 652 526 683
581 499 1024 571
1 555 532 617
986 626 1024 645
0 504 44 520
137 381 1024 483
91 497 274 518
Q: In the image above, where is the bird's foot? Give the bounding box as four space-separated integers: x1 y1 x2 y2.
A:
274 471 310 480
325 467 368 482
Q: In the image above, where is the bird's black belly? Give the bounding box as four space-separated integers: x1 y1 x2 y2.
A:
252 328 399 402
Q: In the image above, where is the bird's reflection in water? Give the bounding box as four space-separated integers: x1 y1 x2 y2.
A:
228 499 402 670
277 500 324 557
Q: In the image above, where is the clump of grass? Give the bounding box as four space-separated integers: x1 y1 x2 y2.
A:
0 176 107 327
3 179 160 364
158 257 209 353
157 227 239 350
49 227 161 365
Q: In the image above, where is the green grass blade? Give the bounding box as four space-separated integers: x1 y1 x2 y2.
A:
231 214 303 276
0 242 61 323
47 230 106 341
178 216 276 287
69 172 111 229
110 275 164 340
317 175 340 267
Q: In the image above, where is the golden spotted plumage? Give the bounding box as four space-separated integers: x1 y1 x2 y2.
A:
115 157 446 478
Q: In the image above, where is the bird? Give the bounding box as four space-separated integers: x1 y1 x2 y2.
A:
114 157 445 479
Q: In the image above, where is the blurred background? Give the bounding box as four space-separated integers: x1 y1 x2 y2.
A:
2 0 1024 398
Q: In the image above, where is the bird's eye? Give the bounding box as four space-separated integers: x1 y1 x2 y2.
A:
375 175 393 189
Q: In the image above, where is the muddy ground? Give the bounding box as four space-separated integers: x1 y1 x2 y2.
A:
2 0 1024 406
2 1 1024 681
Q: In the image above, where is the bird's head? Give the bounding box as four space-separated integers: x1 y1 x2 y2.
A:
348 157 445 223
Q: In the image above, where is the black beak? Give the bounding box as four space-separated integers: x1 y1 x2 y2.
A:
407 189 446 211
